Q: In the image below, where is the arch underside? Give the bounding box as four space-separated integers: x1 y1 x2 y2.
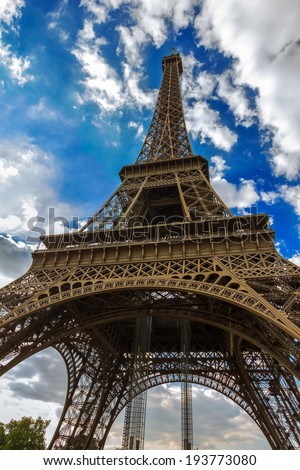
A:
2 255 300 341
0 288 299 450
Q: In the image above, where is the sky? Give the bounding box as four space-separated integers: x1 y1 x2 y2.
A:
0 0 299 449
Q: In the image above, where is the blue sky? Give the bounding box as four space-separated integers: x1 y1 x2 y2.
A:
0 0 299 449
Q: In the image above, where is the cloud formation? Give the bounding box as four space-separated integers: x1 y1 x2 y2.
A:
195 0 300 180
0 348 67 444
72 20 126 113
216 70 256 128
106 384 270 450
72 12 156 115
0 138 77 285
0 138 74 237
289 253 300 267
0 0 33 85
0 235 32 284
210 156 260 210
0 0 24 25
6 349 67 404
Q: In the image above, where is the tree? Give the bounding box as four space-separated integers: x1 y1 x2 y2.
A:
0 417 50 450
0 423 6 448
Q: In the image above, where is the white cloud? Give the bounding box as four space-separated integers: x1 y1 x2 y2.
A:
80 0 110 24
0 235 33 285
0 0 33 85
213 177 259 210
117 24 147 67
209 155 229 179
275 240 285 255
279 185 300 216
181 53 216 101
199 153 267 214
210 156 260 209
289 254 300 267
0 348 67 444
113 2 205 124
0 40 33 85
128 121 145 139
0 159 19 182
0 137 76 241
47 1 70 43
26 98 63 122
0 215 22 232
81 0 199 37
73 16 156 115
0 272 14 288
123 63 156 110
72 20 125 113
260 190 279 205
128 0 198 46
260 185 300 216
0 0 24 25
216 70 256 127
195 0 300 180
186 101 237 151
181 53 238 151
9 55 32 84
76 1 200 115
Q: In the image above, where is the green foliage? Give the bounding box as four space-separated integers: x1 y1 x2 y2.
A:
0 423 6 448
0 417 50 450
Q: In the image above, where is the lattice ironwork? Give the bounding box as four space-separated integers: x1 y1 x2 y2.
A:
181 319 193 450
136 53 193 163
0 51 299 450
122 317 151 450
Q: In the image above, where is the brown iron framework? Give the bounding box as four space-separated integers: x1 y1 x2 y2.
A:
0 52 299 450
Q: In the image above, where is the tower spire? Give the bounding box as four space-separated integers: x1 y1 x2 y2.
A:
42 52 232 239
136 52 193 163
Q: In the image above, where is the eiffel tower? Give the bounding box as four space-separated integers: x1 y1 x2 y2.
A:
0 51 300 450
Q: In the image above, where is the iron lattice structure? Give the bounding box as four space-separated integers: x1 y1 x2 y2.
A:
122 317 151 450
0 52 300 450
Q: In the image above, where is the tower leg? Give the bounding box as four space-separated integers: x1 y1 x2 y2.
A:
235 339 300 449
181 319 193 450
49 338 130 449
122 317 152 450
